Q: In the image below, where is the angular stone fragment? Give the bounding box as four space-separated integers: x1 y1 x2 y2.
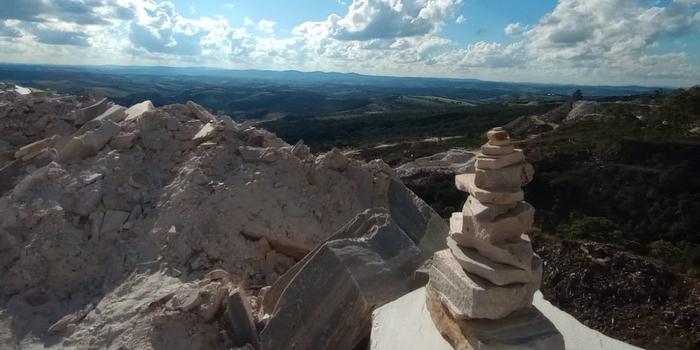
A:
317 148 349 171
456 173 523 205
260 209 425 350
14 137 54 159
239 146 275 163
225 288 260 348
461 201 535 243
93 105 126 124
447 237 540 286
80 120 121 152
428 250 538 320
74 98 110 125
192 122 216 142
124 100 155 122
110 132 137 150
480 143 514 156
75 180 103 216
462 196 516 222
79 172 103 185
100 210 130 235
187 101 217 123
449 224 533 270
474 149 525 170
474 162 534 191
55 137 91 163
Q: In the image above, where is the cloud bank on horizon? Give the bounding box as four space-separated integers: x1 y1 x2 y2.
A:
1 0 699 87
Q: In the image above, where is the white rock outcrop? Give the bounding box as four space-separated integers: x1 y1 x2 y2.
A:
0 90 445 349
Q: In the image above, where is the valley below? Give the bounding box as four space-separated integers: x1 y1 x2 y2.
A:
1 67 699 349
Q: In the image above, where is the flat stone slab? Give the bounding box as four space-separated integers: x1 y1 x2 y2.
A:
225 288 260 348
100 210 130 235
426 285 564 350
14 137 54 159
474 162 534 191
449 224 533 270
480 144 513 156
193 122 216 142
124 100 155 122
74 98 110 125
428 250 537 320
93 105 126 124
455 174 523 205
474 150 524 170
447 237 539 285
81 120 121 152
462 196 515 222
370 287 641 350
461 201 534 243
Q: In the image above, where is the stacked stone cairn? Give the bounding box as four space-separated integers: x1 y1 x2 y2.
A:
425 127 561 348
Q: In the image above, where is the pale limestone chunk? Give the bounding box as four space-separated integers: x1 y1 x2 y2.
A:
474 149 524 170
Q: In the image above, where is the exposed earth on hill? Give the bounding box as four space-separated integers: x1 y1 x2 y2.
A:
0 84 444 349
533 234 700 350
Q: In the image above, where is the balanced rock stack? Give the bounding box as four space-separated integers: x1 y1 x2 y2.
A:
425 127 563 349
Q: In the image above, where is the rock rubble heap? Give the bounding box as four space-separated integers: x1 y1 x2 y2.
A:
0 85 446 349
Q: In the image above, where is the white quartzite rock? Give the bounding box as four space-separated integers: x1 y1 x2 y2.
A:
124 100 155 122
456 173 524 205
192 122 216 142
474 162 534 191
460 201 534 243
473 149 524 170
447 237 541 286
428 250 538 320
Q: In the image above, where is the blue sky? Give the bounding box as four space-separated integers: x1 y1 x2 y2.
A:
1 0 700 86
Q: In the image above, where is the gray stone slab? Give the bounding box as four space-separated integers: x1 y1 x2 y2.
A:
456 174 523 205
474 162 534 191
260 208 426 350
447 237 539 286
427 250 537 320
450 229 533 270
225 288 260 349
100 210 130 235
474 149 524 170
461 201 535 243
74 98 110 125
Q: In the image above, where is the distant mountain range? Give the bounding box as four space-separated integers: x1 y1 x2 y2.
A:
0 63 667 99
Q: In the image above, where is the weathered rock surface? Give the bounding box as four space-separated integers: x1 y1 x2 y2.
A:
225 289 260 348
460 201 535 243
456 174 524 205
124 100 155 122
260 208 441 350
0 87 447 349
473 149 524 170
396 148 475 178
428 250 538 320
447 238 541 286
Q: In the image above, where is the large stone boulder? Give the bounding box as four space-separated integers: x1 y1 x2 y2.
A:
259 208 439 350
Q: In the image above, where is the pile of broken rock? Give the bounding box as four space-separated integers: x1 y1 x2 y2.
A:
0 86 447 349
